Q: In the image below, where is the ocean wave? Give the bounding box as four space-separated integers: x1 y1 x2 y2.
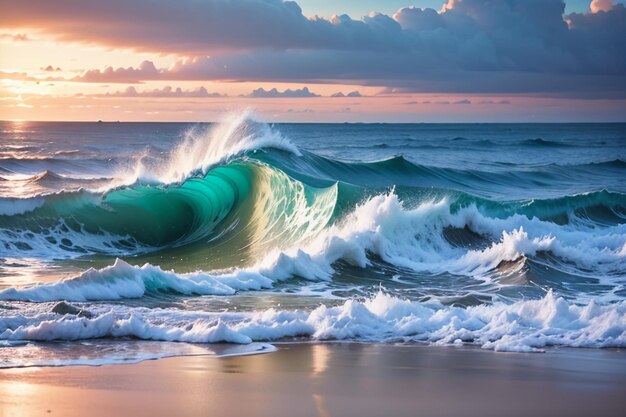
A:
1 290 624 353
0 158 338 259
457 189 626 225
0 259 250 301
0 115 623 305
2 191 624 303
258 148 626 200
25 170 66 184
586 159 626 169
15 170 112 185
0 196 45 216
520 138 572 147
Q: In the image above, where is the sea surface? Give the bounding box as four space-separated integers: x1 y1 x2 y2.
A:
0 113 625 366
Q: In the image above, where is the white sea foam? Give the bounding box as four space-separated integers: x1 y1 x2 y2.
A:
0 340 275 368
0 259 252 302
245 191 625 283
0 220 145 259
1 291 624 353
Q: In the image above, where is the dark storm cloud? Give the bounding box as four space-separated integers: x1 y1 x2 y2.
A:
3 0 625 97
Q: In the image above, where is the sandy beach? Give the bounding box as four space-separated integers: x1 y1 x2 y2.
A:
1 343 625 417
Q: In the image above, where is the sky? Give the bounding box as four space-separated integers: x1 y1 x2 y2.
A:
0 0 625 122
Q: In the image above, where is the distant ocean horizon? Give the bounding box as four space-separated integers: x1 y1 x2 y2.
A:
1 113 625 366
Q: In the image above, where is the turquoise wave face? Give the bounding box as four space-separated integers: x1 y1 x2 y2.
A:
0 163 255 250
101 163 253 246
0 158 340 264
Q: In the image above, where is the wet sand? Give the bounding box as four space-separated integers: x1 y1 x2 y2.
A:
1 343 625 417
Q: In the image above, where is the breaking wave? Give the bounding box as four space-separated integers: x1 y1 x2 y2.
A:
1 112 625 360
1 290 625 353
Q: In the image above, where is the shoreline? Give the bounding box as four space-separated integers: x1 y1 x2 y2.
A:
1 343 624 417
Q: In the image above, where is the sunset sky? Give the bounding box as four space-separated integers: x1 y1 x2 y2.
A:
1 0 625 122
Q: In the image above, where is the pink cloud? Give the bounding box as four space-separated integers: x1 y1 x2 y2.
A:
75 61 160 83
246 86 319 98
0 33 29 42
331 91 362 97
591 0 614 13
103 86 223 98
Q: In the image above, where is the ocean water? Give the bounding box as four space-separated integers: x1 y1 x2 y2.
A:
0 113 625 366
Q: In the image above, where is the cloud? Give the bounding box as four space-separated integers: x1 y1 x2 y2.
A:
591 0 615 13
2 1 625 98
414 99 472 105
0 33 29 42
479 99 511 105
331 91 362 97
0 0 417 54
74 60 161 83
103 86 223 98
286 108 315 113
402 95 503 105
246 86 319 98
0 71 37 81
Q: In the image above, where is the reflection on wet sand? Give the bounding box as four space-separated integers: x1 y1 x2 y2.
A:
311 344 331 417
1 343 625 417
